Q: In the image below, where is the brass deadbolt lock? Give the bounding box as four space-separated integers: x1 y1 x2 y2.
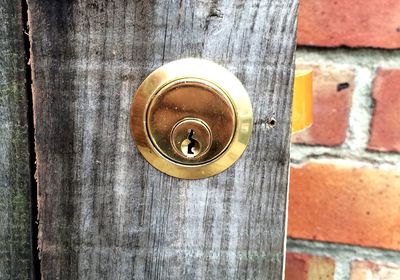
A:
130 58 253 179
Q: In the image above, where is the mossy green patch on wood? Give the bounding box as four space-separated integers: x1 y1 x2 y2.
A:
0 0 32 279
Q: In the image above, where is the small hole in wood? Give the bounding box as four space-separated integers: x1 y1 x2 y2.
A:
267 117 276 128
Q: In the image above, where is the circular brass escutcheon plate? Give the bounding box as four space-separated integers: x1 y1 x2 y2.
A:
130 58 253 179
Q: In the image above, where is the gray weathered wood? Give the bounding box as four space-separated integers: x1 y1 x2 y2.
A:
0 0 33 279
29 0 298 279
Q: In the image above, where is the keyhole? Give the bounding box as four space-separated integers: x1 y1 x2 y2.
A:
180 129 201 158
187 129 195 155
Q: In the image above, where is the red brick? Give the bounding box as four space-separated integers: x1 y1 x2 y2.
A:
297 0 400 48
368 69 400 153
351 261 400 280
292 64 354 146
285 252 335 280
288 161 400 250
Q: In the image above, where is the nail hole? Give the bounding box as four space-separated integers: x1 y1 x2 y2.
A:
267 117 276 128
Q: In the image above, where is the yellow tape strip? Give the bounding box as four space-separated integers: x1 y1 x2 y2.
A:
292 70 313 133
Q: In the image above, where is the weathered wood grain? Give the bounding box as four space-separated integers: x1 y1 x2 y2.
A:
0 0 33 279
28 0 298 279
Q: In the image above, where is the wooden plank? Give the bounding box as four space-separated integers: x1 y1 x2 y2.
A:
0 0 33 279
28 0 298 279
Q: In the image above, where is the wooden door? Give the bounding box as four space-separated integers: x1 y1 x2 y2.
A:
1 0 299 279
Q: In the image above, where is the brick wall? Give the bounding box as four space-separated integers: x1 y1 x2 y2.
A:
285 1 400 279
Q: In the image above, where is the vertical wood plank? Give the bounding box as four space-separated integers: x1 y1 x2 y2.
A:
28 0 298 279
0 0 33 279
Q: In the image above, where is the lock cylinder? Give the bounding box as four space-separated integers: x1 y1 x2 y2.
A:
146 79 236 165
169 118 213 162
130 58 253 179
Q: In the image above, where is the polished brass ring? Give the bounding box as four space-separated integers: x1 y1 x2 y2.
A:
130 58 253 179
